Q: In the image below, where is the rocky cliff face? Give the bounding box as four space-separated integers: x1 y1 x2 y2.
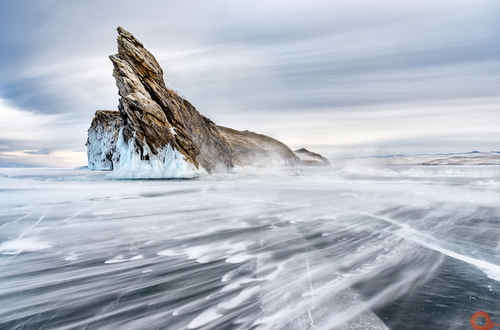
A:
107 27 237 178
87 27 323 178
86 110 122 170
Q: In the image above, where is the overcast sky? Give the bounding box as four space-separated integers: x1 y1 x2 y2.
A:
0 0 499 167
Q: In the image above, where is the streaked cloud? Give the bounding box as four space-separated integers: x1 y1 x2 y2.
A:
0 98 61 143
0 150 86 168
0 0 498 165
0 98 88 166
25 148 52 155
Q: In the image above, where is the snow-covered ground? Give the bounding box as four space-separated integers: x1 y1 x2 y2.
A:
1 163 500 329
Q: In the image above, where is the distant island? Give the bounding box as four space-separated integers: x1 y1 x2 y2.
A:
386 151 500 166
86 27 329 178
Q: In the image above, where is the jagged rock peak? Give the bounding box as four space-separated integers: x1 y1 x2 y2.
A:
114 27 166 92
109 27 204 170
107 27 241 176
117 26 136 40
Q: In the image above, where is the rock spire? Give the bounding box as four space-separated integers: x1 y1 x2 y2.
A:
110 26 234 171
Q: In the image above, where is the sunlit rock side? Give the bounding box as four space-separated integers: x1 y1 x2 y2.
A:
87 27 328 178
86 110 122 170
293 148 331 167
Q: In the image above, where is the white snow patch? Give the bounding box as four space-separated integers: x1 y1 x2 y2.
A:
157 249 184 257
220 280 244 293
0 237 52 254
218 285 260 310
105 255 126 263
186 241 253 263
263 262 287 281
187 307 223 329
63 253 78 261
104 254 143 264
225 254 253 263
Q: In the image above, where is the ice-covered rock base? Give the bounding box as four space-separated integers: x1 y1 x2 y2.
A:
86 111 122 170
106 133 206 179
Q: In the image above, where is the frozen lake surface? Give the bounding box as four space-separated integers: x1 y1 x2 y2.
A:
1 162 500 329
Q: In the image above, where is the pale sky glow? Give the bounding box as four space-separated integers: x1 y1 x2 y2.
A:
0 0 499 166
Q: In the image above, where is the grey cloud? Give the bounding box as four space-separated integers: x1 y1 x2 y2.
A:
164 43 498 116
3 1 499 115
25 148 52 155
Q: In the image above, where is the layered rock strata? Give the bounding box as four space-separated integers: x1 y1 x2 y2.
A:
87 27 327 178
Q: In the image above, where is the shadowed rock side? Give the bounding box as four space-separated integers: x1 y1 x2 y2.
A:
86 110 123 170
87 27 326 177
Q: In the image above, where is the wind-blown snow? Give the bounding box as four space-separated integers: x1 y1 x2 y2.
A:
0 162 499 329
0 237 52 255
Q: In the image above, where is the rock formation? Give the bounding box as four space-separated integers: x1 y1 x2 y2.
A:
217 126 300 168
86 110 122 170
87 27 327 178
293 148 331 167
